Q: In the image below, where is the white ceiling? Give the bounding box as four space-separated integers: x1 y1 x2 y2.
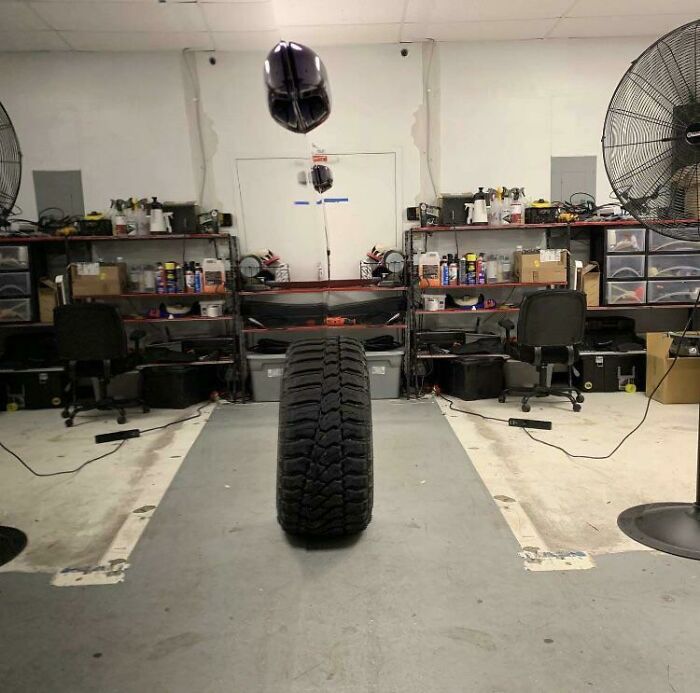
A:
0 0 697 52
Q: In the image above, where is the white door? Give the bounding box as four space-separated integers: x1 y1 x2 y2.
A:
235 153 398 281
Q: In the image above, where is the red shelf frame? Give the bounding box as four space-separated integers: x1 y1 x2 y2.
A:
243 323 406 334
240 279 406 296
421 281 566 290
122 316 233 324
412 219 645 233
75 292 217 299
0 233 227 244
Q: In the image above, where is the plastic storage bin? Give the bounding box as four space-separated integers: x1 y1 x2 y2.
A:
0 298 32 322
647 279 700 304
575 351 646 392
649 228 700 252
606 255 645 279
605 281 646 305
606 227 646 253
248 348 405 401
0 272 31 297
0 245 29 270
248 353 286 402
366 349 404 399
648 254 700 278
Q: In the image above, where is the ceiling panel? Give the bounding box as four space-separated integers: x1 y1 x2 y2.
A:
29 1 207 33
403 18 559 42
549 13 700 39
202 2 277 32
211 30 281 51
567 0 700 17
273 0 406 27
278 23 401 45
0 1 51 31
405 0 573 23
0 30 68 51
60 30 214 52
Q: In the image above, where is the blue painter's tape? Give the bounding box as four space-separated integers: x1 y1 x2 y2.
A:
293 201 310 206
293 198 349 206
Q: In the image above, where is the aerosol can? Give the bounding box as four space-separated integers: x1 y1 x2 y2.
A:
448 255 459 285
440 256 449 286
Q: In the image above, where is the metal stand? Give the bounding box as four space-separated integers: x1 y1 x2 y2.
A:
0 526 27 567
618 403 700 560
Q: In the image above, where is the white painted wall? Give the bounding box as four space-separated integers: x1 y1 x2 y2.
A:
438 37 651 203
0 52 196 219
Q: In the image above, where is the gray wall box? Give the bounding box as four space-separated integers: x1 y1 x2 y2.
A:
551 156 596 204
33 170 85 218
248 349 405 402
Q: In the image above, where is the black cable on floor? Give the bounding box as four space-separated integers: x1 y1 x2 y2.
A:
438 392 509 424
1 403 211 478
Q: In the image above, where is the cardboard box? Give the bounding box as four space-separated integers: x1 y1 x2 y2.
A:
514 249 567 284
576 262 600 307
38 278 58 324
70 262 127 297
646 331 700 404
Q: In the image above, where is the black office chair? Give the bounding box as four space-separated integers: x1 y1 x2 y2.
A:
498 289 586 413
54 304 147 427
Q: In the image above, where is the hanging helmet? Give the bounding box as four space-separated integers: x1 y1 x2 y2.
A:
263 41 331 134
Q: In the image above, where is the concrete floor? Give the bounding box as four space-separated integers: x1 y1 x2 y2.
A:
2 399 700 692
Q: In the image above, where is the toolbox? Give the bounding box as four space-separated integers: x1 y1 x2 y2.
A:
142 364 221 408
435 355 505 401
574 351 646 392
1 367 65 409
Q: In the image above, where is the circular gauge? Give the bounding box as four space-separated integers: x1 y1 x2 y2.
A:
383 249 405 274
239 254 263 280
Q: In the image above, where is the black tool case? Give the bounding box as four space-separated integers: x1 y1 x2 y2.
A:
434 355 505 400
574 351 646 392
141 364 222 409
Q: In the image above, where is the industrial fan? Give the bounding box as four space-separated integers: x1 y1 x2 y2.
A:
0 100 22 229
602 19 700 559
0 99 26 567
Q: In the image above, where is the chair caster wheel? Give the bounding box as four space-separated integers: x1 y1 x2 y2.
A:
521 403 531 413
61 409 70 419
65 419 74 428
573 403 582 412
117 415 127 425
576 394 585 403
498 395 506 404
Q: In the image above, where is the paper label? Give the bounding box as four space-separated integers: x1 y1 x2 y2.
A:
540 249 562 263
76 262 99 276
267 368 283 378
371 366 386 375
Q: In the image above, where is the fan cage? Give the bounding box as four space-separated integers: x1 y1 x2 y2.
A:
0 101 22 222
602 19 700 243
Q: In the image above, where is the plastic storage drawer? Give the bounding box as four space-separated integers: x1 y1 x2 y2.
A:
647 280 700 304
0 245 29 270
649 228 700 253
605 281 646 305
0 272 31 297
606 227 646 253
0 298 32 322
648 254 700 278
606 255 645 279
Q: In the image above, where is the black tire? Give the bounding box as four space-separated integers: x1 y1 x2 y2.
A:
277 337 373 537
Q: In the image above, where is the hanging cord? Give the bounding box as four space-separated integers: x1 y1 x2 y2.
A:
424 38 438 199
182 49 208 207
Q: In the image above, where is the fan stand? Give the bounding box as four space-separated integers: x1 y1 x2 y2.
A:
618 403 700 559
0 525 27 567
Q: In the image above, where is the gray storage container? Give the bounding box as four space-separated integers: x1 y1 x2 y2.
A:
248 353 286 402
366 349 404 399
248 348 404 402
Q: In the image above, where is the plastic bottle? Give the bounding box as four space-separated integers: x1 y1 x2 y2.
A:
185 262 195 293
459 255 467 285
486 254 498 283
476 253 485 285
194 263 203 293
466 253 477 285
175 263 185 293
155 262 166 294
440 255 449 286
113 201 127 236
448 255 458 285
164 261 177 294
501 254 512 282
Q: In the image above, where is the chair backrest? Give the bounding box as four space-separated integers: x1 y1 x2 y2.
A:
54 303 128 361
517 289 587 348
